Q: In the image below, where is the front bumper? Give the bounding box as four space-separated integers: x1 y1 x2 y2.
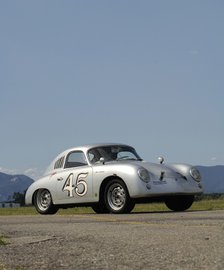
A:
129 176 203 199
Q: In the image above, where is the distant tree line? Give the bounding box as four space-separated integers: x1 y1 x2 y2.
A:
12 190 26 206
195 193 224 201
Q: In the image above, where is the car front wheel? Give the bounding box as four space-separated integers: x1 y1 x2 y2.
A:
104 179 135 214
165 195 194 211
34 189 59 215
91 203 109 214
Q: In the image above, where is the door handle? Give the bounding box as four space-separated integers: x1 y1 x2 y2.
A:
57 177 63 181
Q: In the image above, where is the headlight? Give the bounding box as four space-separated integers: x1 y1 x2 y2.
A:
190 167 201 182
138 168 150 182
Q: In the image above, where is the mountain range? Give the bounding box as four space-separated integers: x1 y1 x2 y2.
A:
0 172 34 202
0 166 224 202
197 165 224 194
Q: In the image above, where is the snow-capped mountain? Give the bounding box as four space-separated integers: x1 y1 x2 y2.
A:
0 172 34 202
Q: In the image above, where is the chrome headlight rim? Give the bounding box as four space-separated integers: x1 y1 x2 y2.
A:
138 168 150 182
190 167 201 182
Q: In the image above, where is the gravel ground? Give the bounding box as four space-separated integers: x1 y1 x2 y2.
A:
0 210 224 270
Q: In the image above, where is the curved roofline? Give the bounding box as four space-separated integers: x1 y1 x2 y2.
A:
63 143 132 158
43 143 136 176
63 142 133 153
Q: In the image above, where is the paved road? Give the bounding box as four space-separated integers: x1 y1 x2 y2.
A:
0 210 224 270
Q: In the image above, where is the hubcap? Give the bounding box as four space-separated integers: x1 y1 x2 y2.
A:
37 190 51 211
107 184 126 211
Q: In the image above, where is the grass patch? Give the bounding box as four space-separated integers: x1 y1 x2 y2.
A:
191 198 224 211
0 263 6 270
0 263 24 270
0 235 7 246
0 197 224 216
0 207 37 216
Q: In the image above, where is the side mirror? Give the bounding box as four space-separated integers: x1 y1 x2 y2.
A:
158 156 164 164
100 157 105 164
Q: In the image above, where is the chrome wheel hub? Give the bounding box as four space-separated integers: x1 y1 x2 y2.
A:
37 190 51 211
107 184 126 211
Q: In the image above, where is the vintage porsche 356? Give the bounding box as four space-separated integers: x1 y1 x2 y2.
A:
25 143 203 214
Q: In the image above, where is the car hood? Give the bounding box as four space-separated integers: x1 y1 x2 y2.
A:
113 160 180 178
139 161 179 177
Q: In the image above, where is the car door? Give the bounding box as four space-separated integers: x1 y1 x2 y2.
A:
51 151 93 204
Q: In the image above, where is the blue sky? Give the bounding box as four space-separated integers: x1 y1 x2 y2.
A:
0 1 224 179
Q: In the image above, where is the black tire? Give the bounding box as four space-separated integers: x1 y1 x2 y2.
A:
104 179 135 214
34 189 59 215
91 203 109 214
165 195 194 212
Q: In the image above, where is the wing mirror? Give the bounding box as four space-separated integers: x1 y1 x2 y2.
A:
99 157 105 164
158 156 164 164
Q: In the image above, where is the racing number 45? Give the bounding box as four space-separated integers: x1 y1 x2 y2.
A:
63 173 88 197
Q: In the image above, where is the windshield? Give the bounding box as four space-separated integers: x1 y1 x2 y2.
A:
88 145 142 164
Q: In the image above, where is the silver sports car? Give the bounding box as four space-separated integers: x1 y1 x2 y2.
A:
25 143 203 214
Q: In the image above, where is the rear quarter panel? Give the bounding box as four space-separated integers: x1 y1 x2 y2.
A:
25 175 55 205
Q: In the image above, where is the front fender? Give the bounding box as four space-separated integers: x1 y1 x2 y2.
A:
166 163 192 175
92 163 143 199
166 163 203 191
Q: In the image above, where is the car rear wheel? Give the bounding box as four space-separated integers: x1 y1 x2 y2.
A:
34 189 58 215
104 179 135 214
165 195 194 211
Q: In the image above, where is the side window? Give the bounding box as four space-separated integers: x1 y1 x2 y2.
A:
54 156 65 169
64 151 87 168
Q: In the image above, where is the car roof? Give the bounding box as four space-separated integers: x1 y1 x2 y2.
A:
63 143 132 153
44 143 133 175
57 143 134 158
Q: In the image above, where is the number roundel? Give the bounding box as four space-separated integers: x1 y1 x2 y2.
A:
63 173 88 197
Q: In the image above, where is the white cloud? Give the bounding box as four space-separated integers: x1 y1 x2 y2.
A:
0 166 42 180
23 168 43 180
0 167 16 175
211 157 217 161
